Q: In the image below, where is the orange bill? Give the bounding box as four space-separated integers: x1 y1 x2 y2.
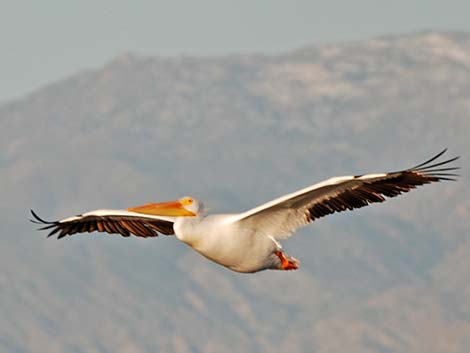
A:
128 200 195 217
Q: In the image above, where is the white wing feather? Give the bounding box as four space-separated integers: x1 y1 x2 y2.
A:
229 174 384 239
60 209 176 223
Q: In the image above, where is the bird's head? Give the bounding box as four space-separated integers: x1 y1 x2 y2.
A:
128 196 203 217
178 196 204 216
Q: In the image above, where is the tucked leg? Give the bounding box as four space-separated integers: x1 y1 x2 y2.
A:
275 250 299 270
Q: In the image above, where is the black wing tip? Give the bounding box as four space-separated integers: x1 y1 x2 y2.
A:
410 149 461 173
407 149 461 182
30 209 64 238
30 209 55 225
410 148 447 169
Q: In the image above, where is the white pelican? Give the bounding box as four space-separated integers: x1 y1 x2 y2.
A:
31 150 459 273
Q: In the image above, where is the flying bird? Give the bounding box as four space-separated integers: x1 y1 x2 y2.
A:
31 150 459 273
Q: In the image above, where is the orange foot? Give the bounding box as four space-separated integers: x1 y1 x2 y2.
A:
275 250 299 270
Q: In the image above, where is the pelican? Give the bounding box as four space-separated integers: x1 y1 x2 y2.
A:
31 150 459 273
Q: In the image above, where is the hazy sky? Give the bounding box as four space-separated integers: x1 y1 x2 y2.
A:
2 0 469 102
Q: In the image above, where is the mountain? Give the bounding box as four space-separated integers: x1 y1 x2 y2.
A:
1 31 469 353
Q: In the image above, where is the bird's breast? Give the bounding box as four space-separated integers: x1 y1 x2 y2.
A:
174 215 277 272
174 215 239 253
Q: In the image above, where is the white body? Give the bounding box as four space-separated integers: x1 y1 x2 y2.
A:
174 215 281 273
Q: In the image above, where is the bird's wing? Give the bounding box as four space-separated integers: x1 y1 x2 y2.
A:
31 209 176 239
230 149 459 240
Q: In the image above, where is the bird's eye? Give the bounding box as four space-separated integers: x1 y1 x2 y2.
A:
186 198 193 204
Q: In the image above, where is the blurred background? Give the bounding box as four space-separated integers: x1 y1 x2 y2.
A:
3 0 470 102
1 1 469 352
